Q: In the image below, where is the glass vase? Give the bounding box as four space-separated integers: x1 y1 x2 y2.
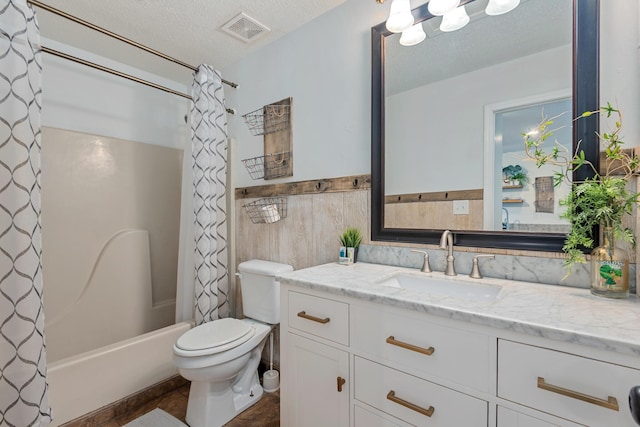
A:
590 227 629 299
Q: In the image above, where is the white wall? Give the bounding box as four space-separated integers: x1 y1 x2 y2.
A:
223 0 639 190
599 1 640 145
385 45 571 195
223 0 391 188
41 38 190 149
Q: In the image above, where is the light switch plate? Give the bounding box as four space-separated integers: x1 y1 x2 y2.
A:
453 200 469 215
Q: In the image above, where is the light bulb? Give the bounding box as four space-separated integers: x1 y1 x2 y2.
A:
485 0 520 16
400 22 426 46
386 0 414 33
440 5 469 32
427 0 459 16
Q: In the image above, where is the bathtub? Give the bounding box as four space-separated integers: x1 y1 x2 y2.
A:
47 321 191 426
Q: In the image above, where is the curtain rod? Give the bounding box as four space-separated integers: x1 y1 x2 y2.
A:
42 46 236 115
28 0 238 89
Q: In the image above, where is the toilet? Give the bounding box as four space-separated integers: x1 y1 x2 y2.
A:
173 259 293 427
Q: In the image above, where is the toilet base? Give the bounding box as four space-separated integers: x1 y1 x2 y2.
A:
185 363 264 427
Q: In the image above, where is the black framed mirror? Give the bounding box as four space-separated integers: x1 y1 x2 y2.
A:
371 0 599 251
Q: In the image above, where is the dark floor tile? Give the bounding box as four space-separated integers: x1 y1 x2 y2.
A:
224 391 280 427
103 384 278 427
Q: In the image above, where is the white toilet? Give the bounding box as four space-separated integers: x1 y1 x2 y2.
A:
173 259 293 427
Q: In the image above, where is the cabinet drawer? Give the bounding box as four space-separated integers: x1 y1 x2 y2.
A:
354 405 403 427
288 291 349 345
351 304 491 391
497 406 580 427
355 357 488 427
498 339 640 426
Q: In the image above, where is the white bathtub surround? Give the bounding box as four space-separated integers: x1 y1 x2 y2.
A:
0 2 52 426
41 128 183 361
277 262 640 357
190 65 229 324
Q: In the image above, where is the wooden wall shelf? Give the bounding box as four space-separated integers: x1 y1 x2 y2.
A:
502 185 523 189
503 199 524 204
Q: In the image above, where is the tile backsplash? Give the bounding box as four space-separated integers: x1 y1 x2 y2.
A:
359 244 635 293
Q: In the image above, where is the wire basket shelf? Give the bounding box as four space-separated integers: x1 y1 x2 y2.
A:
242 197 288 224
242 151 291 180
242 104 290 136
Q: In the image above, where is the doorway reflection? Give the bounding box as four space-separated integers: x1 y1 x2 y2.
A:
491 97 572 233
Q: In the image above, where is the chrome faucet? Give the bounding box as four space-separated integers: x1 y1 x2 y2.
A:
439 230 456 276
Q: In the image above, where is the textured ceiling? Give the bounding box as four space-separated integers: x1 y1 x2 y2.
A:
33 0 348 85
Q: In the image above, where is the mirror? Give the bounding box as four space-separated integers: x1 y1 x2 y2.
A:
371 0 599 251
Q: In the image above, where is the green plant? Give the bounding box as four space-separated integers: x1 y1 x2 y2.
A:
339 227 362 248
502 164 529 184
523 102 639 268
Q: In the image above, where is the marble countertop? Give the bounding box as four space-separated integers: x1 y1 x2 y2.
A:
277 262 640 357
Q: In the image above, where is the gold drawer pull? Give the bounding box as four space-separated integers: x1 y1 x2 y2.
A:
386 390 434 417
537 377 619 411
386 336 434 356
297 311 330 324
337 376 346 392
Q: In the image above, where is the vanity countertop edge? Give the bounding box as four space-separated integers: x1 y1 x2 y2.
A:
276 262 640 358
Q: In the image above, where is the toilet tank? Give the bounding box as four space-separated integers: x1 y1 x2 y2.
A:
238 260 293 324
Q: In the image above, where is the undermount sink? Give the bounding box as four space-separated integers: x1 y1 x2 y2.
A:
377 273 502 301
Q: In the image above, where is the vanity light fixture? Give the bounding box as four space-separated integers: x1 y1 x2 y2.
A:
376 0 522 46
440 5 470 32
400 22 426 46
427 0 460 16
485 0 521 16
385 0 414 33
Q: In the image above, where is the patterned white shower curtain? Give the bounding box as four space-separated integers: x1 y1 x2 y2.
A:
0 1 51 426
191 65 229 325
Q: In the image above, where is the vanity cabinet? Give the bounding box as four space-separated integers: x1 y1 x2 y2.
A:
281 291 350 427
279 268 640 427
498 339 640 426
285 334 349 427
497 406 580 426
281 286 490 427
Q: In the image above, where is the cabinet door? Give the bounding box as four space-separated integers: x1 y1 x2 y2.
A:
284 333 349 427
497 406 579 427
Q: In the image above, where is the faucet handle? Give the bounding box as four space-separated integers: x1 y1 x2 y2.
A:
410 250 432 273
469 255 495 279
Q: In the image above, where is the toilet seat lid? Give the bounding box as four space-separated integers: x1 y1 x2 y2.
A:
175 318 254 353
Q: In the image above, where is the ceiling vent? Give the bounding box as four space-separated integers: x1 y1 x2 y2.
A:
221 12 270 43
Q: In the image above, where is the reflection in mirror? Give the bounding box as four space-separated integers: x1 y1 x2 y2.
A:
371 0 600 251
383 0 571 232
484 94 572 233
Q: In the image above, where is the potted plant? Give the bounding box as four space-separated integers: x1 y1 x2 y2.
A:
339 227 362 263
502 164 529 186
523 102 639 298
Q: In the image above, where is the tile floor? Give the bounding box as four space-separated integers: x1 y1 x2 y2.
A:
98 383 280 427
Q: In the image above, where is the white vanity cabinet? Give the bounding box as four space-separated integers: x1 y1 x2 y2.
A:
497 406 580 426
279 263 640 427
281 290 350 427
498 339 640 427
280 286 490 427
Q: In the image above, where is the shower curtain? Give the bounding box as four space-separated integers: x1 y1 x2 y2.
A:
190 65 229 324
0 1 51 426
